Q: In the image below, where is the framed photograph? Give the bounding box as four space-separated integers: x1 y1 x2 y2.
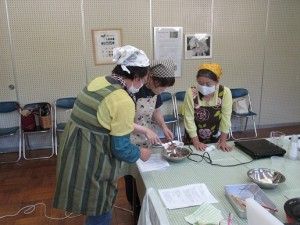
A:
185 33 212 59
92 29 122 65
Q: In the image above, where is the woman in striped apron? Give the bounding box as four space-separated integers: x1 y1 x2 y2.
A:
53 45 152 225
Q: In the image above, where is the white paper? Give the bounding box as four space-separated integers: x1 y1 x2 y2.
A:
136 154 169 172
154 27 183 77
158 183 218 209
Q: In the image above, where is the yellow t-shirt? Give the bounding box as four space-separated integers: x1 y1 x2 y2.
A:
87 76 135 136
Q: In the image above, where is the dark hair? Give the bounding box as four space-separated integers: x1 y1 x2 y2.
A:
196 69 218 82
112 65 149 80
152 76 175 87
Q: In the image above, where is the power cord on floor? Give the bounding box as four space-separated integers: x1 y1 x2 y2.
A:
113 205 133 214
0 202 134 220
0 202 81 220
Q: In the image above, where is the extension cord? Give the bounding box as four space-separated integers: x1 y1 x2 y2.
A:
0 202 81 220
0 202 132 220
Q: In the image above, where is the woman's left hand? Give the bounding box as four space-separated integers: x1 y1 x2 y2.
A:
162 127 174 141
218 142 232 152
145 128 161 145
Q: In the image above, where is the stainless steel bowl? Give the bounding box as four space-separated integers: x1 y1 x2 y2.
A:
247 168 286 189
161 147 192 162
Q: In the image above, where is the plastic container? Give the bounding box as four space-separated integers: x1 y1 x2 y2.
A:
224 183 277 218
288 135 298 160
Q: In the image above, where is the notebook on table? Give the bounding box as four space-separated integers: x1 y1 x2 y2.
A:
234 139 286 159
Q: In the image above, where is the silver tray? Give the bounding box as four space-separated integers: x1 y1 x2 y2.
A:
225 183 277 218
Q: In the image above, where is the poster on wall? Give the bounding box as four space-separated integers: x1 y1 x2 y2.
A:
92 29 122 65
154 27 183 77
185 33 212 59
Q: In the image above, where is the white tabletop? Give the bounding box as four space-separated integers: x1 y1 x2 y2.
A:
133 138 300 225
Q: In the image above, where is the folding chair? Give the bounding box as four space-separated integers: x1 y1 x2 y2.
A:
159 92 181 141
230 88 258 140
54 97 76 155
0 101 22 163
22 102 55 160
173 91 186 142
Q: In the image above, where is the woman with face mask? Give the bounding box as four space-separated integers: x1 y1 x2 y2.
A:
53 45 152 225
183 63 232 151
131 59 176 146
124 59 176 221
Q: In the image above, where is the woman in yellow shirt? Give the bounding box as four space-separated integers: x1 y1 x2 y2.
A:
53 45 152 225
183 63 232 151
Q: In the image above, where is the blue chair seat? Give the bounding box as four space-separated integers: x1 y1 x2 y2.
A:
230 88 258 140
0 101 22 163
159 92 181 141
54 97 76 155
232 111 257 117
163 115 178 123
0 126 19 137
57 123 66 131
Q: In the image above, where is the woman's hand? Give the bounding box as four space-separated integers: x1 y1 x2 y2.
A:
134 123 161 145
162 126 174 141
192 136 207 151
139 147 151 161
217 133 232 151
218 142 232 152
145 128 161 145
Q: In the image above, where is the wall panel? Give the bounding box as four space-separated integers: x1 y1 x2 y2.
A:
83 0 151 82
261 0 300 125
0 0 17 100
7 0 86 104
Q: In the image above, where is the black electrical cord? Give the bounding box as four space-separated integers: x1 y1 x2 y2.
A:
186 145 254 167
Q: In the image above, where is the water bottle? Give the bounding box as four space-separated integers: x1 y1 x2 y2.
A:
288 135 298 160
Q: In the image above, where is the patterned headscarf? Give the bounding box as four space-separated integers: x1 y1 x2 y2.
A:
112 45 149 74
150 59 175 78
198 63 222 80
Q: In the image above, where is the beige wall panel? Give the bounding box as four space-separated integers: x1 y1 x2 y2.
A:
0 60 17 100
261 0 300 125
0 0 17 100
213 0 268 125
0 0 10 61
152 0 213 93
83 0 151 82
7 0 86 104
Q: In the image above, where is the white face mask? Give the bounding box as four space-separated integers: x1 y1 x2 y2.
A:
197 84 215 95
128 80 143 94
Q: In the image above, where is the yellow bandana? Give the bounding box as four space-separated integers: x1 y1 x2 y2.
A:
198 63 222 80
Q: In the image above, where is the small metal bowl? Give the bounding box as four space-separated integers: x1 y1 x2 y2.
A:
161 147 192 162
247 168 286 189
